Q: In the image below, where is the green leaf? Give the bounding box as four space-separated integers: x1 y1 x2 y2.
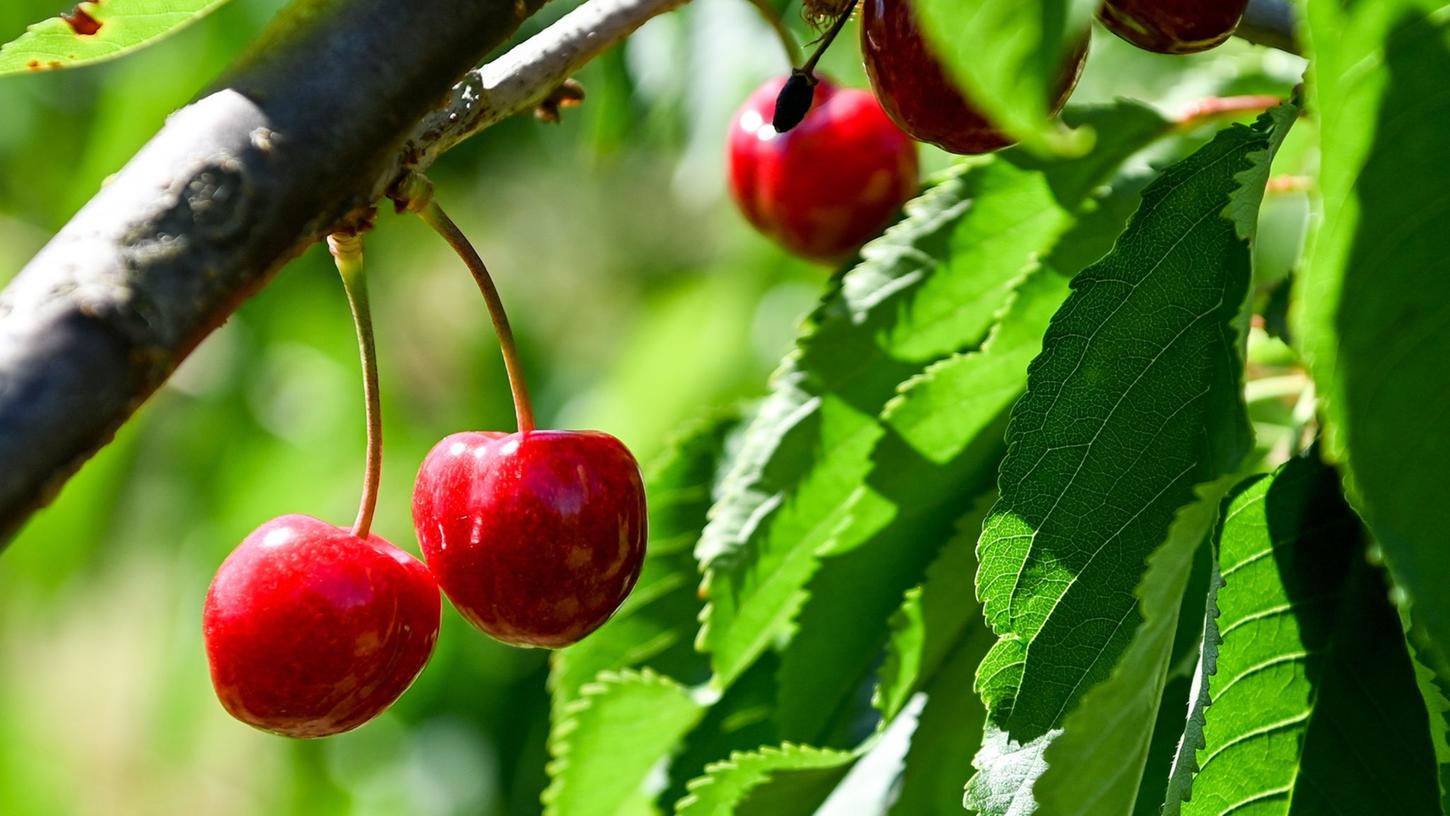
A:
1180 456 1441 815
912 0 1097 153
876 505 995 724
674 743 858 816
776 263 1070 746
1296 0 1450 684
1035 475 1239 814
966 106 1295 814
661 655 784 812
0 0 230 76
876 513 996 816
1160 561 1223 816
550 414 738 713
544 670 705 816
698 101 1172 693
699 164 1070 689
770 105 1175 750
1405 628 1450 811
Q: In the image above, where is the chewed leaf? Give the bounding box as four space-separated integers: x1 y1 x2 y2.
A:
0 0 231 77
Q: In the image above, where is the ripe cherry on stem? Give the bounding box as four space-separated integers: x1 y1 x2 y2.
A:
407 184 647 649
1099 0 1250 55
203 233 440 738
860 0 1087 155
728 75 918 264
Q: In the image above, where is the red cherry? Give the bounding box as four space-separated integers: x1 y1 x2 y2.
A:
727 75 919 264
412 430 647 649
861 0 1087 155
203 515 441 738
1099 0 1248 54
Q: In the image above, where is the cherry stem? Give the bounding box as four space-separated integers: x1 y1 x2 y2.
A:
328 232 383 540
801 0 858 76
744 0 802 67
416 201 537 435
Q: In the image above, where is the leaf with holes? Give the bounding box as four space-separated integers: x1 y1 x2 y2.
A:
0 0 232 76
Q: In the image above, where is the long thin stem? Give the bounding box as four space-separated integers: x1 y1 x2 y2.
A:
744 0 802 66
801 0 857 76
416 202 537 434
328 233 383 540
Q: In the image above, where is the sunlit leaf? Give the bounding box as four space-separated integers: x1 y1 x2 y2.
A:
1180 456 1440 815
698 101 1171 695
966 105 1295 815
544 669 704 816
0 0 231 76
776 104 1173 746
674 742 858 816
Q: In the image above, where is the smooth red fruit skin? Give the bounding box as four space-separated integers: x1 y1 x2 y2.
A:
727 76 918 264
412 430 647 649
1099 0 1248 54
861 0 1086 155
203 515 441 738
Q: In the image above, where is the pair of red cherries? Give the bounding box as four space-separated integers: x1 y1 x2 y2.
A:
204 416 646 738
728 0 1250 262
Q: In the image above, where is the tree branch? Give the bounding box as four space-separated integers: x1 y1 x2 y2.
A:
395 0 689 182
0 0 687 543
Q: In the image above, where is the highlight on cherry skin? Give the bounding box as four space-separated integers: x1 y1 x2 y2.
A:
1099 0 1250 55
413 429 648 649
727 75 918 264
861 0 1087 155
202 514 441 738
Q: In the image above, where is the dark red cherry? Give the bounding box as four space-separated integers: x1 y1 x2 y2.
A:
727 75 918 264
861 0 1087 154
203 515 441 738
1099 0 1249 54
412 430 647 649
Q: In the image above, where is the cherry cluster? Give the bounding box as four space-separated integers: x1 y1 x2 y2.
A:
203 188 647 739
197 0 1251 741
728 0 1251 262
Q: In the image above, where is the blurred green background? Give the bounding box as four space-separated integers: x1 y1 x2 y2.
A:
0 1 1305 813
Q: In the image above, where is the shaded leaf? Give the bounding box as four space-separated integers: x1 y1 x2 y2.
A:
967 106 1294 814
1160 560 1223 815
879 513 996 816
1295 0 1450 684
1181 456 1441 815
